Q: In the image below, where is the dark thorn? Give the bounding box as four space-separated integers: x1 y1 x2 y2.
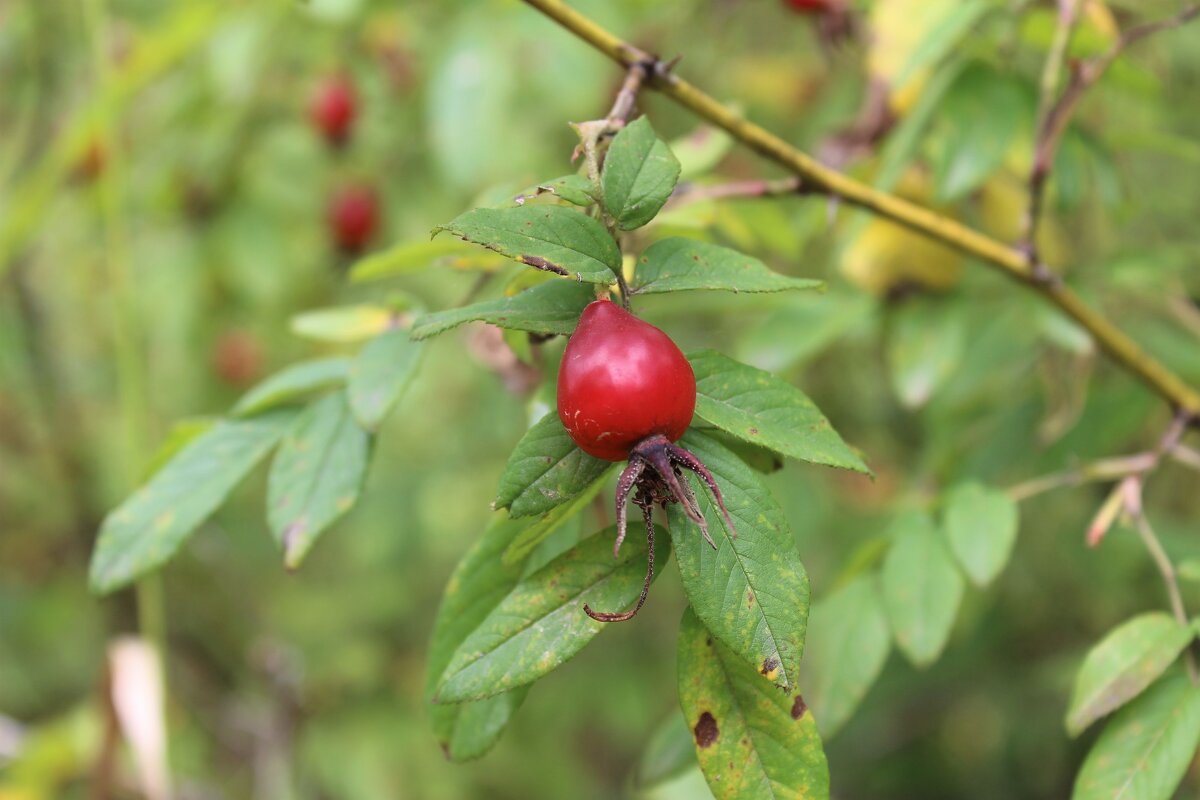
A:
583 500 655 623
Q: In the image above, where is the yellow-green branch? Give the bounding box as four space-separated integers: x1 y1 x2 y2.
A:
522 0 1200 417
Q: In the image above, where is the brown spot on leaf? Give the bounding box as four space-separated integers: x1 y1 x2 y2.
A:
790 694 808 720
747 590 755 608
517 254 568 275
694 712 719 748
760 656 780 677
749 427 759 435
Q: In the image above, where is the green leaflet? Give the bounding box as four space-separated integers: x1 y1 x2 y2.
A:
880 511 964 667
677 608 830 800
426 513 531 761
634 238 823 295
232 357 350 417
1065 612 1194 737
501 465 618 567
411 279 595 341
601 116 680 230
667 430 809 691
1072 674 1200 800
290 305 396 343
266 392 370 569
689 350 869 474
493 413 610 519
90 409 298 593
941 482 1019 587
435 525 669 702
348 238 479 283
633 711 698 790
802 575 892 739
513 174 596 207
433 205 620 284
346 327 423 431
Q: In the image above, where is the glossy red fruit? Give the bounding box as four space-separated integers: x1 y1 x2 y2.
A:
328 184 379 255
309 75 357 147
557 300 696 462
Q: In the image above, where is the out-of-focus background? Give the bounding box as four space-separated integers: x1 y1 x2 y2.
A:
3 0 1200 797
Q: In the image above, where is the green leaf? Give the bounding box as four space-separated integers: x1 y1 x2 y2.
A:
411 279 595 341
803 576 892 739
891 0 992 90
349 239 479 283
514 174 596 207
736 288 875 373
435 525 669 702
699 428 784 475
1072 674 1200 800
677 608 830 800
232 358 350 417
426 513 531 761
601 116 681 230
688 350 869 474
933 63 1033 201
887 297 966 409
90 410 297 593
1066 613 1194 737
1178 559 1200 583
501 465 618 567
670 124 735 181
267 393 370 569
433 205 620 284
942 482 1020 587
667 430 810 691
494 413 610 519
633 711 699 790
139 418 216 481
633 238 823 296
880 511 964 667
346 328 423 431
290 305 396 343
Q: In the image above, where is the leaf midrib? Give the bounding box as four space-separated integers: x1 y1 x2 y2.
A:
280 398 357 548
456 215 617 273
694 472 795 690
1111 692 1192 800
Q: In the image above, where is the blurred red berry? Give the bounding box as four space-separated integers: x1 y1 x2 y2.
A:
328 184 379 255
784 0 830 12
211 330 264 387
309 74 358 147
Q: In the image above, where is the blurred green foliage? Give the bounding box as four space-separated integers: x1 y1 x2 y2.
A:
4 0 1200 797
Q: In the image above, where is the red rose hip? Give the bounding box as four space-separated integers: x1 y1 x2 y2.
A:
784 0 830 12
557 299 696 462
328 184 379 255
310 74 358 147
556 298 734 623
